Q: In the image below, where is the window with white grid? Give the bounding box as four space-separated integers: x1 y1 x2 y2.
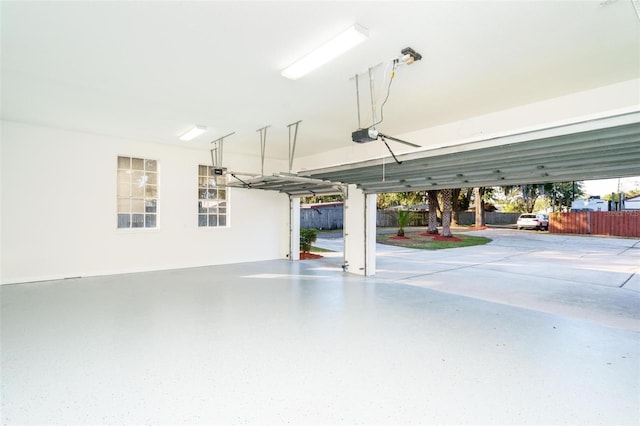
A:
117 156 158 228
198 165 228 227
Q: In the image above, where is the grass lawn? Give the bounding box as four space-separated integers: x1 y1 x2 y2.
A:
377 231 491 250
310 246 333 253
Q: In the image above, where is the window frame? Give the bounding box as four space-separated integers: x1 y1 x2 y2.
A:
116 156 159 229
197 165 229 228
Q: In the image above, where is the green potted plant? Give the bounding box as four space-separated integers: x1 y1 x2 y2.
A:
300 228 318 253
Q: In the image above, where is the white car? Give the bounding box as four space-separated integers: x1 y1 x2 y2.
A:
517 213 548 231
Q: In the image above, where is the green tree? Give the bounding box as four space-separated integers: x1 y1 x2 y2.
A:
544 182 585 211
376 191 424 209
395 210 416 237
300 194 343 204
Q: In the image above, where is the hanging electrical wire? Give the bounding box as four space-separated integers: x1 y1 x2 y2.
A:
371 59 398 128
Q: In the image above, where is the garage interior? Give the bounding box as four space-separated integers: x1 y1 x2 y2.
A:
1 1 639 424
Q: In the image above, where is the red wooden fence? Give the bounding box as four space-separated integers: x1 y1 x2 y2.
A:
549 211 640 237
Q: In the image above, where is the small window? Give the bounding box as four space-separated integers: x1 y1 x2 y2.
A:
117 156 158 228
198 165 228 227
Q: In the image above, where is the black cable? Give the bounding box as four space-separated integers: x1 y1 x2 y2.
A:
231 173 251 188
382 137 402 165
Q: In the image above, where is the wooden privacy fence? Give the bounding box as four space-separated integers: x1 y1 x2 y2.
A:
549 211 640 237
300 206 429 230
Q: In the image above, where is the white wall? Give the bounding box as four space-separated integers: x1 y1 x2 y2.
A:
1 121 290 284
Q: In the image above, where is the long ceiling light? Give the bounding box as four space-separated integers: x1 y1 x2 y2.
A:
281 24 369 80
179 125 207 141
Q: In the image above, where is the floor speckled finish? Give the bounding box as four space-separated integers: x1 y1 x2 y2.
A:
2 229 639 424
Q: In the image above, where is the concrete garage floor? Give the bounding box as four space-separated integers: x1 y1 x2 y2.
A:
2 230 639 424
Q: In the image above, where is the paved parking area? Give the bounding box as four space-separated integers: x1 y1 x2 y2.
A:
315 228 640 331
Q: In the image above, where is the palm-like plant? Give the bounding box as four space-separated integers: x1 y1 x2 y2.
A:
396 210 416 237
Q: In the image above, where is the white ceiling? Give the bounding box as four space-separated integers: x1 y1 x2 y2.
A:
2 1 639 161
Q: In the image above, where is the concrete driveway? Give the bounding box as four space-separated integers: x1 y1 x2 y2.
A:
315 228 640 331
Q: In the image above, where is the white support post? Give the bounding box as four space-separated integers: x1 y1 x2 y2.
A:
343 184 376 276
289 196 300 261
364 192 377 276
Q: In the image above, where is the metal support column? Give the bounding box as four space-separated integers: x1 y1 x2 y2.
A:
210 132 235 167
256 125 270 176
287 120 302 174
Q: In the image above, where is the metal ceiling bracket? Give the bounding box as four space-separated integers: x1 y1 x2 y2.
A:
210 131 235 167
256 125 270 176
287 120 302 173
354 73 361 128
368 66 377 126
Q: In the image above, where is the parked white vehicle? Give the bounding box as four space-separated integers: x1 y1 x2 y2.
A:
517 213 548 231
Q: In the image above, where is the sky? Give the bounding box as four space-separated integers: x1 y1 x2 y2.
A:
582 176 640 197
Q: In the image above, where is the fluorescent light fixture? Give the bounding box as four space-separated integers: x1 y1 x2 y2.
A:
281 24 369 80
179 125 207 141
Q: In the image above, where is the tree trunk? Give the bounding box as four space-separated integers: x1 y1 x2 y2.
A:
451 188 461 225
475 187 485 227
441 188 453 237
427 190 439 234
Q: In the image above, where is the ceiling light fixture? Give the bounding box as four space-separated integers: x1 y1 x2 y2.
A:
179 125 207 141
281 24 369 80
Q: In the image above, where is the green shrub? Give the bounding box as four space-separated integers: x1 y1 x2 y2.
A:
396 210 416 236
300 228 318 253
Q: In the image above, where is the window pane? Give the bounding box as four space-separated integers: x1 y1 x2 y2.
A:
218 189 226 199
207 178 217 188
199 189 213 199
218 215 226 226
132 184 144 197
118 156 130 169
208 215 217 226
216 176 227 186
145 199 157 213
145 159 157 172
208 167 217 176
118 214 131 228
198 176 208 187
117 198 131 212
132 171 146 186
118 182 131 197
145 185 157 197
132 214 145 227
198 215 207 227
145 214 156 228
132 158 144 170
219 207 226 214
117 170 131 184
132 199 145 213
199 165 208 176
146 172 157 185
198 202 206 214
